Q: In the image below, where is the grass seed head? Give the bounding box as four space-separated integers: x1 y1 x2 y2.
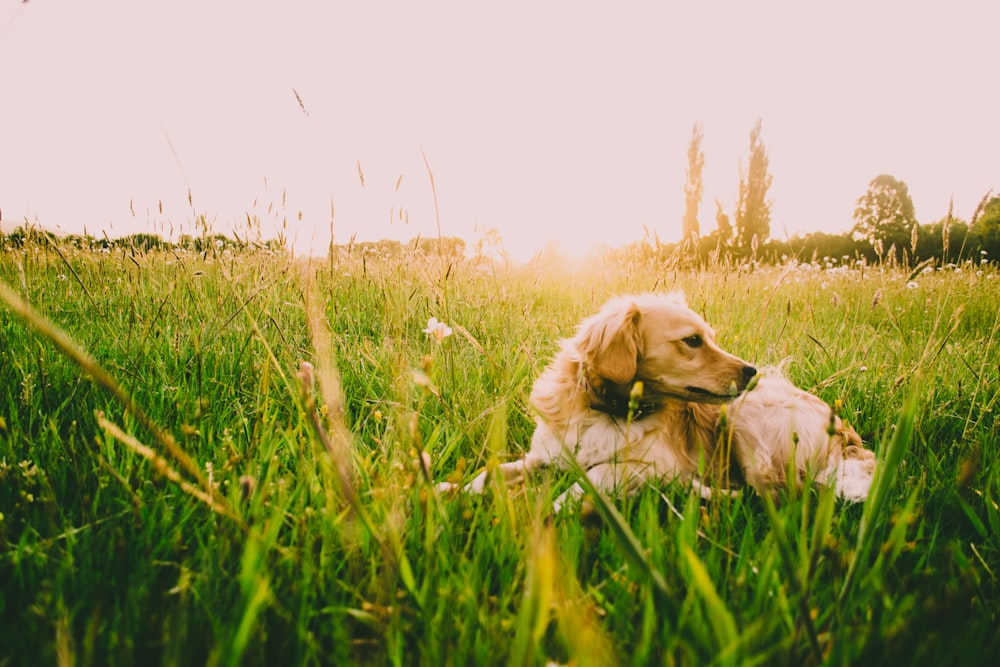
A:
239 475 256 502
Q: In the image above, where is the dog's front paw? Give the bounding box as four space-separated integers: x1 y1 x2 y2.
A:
835 458 875 503
552 483 585 513
466 470 490 494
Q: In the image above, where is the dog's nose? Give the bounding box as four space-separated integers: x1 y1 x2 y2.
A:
742 365 757 383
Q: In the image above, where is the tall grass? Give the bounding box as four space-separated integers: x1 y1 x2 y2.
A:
1 236 998 665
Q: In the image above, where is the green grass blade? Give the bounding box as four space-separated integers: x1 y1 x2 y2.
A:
561 454 671 600
681 545 738 659
839 390 918 604
761 492 822 663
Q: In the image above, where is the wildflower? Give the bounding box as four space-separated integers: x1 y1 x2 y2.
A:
57 274 67 281
906 281 919 289
423 317 453 343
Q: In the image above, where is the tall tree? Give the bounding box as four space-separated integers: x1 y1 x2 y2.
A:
852 174 917 256
681 122 705 248
735 118 773 250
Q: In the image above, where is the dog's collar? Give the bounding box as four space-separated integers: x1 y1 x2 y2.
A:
589 391 663 420
583 366 663 421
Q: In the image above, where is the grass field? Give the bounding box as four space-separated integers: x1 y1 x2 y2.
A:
1 235 998 665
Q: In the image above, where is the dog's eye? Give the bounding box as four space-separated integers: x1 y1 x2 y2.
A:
682 334 703 348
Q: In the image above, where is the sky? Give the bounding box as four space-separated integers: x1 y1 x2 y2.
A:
1 1 997 260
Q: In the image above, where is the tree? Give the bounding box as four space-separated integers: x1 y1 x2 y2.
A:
714 198 732 247
681 122 705 249
735 118 773 251
969 193 1000 262
118 233 166 252
852 174 917 258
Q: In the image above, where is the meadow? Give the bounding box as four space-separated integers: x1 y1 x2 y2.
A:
1 233 998 665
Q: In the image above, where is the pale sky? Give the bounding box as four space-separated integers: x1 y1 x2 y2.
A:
1 1 997 260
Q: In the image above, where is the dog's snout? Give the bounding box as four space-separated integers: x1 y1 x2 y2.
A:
742 365 757 383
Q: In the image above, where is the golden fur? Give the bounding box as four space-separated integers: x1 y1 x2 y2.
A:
440 292 875 507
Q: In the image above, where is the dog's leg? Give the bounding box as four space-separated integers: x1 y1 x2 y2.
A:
690 478 741 500
553 466 741 511
436 452 547 495
553 460 658 512
465 455 540 494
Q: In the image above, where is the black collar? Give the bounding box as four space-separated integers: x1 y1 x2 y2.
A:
583 368 664 421
589 391 663 420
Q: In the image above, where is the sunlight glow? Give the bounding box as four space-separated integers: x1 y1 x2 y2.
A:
1 2 997 260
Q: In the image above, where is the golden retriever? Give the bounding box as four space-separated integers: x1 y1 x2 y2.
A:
439 292 875 508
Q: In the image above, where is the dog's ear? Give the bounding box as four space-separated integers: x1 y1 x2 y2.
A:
577 301 641 384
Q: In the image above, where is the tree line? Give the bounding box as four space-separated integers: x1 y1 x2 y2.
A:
678 119 999 266
0 230 277 254
0 226 470 259
4 122 996 267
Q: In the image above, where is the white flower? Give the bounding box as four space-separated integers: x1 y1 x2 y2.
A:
906 281 919 289
423 317 453 343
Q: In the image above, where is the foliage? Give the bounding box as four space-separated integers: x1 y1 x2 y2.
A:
713 197 733 248
972 194 1000 259
735 118 773 252
681 122 706 251
980 194 1000 229
852 174 918 260
2 235 999 665
0 226 470 261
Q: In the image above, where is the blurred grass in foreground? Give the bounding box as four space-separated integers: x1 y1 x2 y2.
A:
1 237 998 665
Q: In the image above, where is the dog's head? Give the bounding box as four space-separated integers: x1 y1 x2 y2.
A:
574 292 756 404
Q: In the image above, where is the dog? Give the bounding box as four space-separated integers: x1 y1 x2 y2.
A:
438 292 876 508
